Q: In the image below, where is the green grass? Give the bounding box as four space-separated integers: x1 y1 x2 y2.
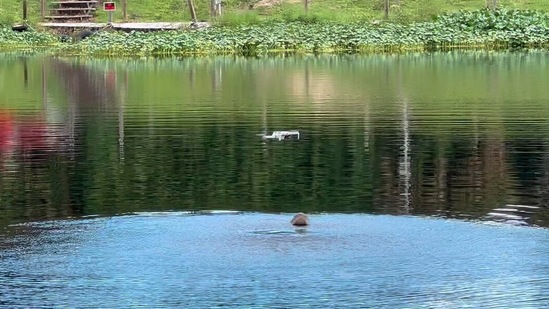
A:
2 8 549 55
1 0 549 26
54 9 549 55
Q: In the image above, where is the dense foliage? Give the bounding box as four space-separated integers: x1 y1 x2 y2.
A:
0 27 58 50
1 9 549 55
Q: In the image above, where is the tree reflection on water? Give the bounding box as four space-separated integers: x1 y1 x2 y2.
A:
0 54 549 227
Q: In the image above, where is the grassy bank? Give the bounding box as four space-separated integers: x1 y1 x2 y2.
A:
0 27 58 51
1 9 549 55
1 0 549 26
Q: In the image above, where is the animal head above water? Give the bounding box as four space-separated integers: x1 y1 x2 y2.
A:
291 213 309 226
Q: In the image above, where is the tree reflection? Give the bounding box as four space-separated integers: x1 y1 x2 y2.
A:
1 54 549 227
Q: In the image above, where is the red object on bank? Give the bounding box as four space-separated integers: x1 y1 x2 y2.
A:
103 2 116 11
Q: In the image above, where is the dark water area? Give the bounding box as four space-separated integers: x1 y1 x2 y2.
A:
1 52 549 227
1 52 549 307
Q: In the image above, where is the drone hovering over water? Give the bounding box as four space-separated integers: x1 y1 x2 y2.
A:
258 130 300 141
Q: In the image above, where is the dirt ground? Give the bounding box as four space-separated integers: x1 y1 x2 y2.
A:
253 0 302 10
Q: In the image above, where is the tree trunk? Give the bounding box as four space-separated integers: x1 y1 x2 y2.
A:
187 0 197 22
210 0 223 18
40 0 45 19
122 0 127 21
486 0 498 9
22 0 28 21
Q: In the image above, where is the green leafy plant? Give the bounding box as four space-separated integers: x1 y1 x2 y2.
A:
0 27 59 51
2 9 549 55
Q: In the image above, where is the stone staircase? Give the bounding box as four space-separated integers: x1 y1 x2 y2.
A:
44 0 99 22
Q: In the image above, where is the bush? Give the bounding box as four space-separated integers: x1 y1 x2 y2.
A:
217 10 262 26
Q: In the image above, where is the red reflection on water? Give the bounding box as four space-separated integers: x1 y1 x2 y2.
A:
0 110 64 159
0 111 15 154
18 117 50 153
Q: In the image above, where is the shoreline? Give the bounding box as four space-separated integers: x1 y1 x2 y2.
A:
1 9 549 56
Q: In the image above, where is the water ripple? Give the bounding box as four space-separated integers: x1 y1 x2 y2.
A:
1 213 548 308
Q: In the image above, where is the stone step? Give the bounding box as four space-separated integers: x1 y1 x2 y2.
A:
44 15 93 19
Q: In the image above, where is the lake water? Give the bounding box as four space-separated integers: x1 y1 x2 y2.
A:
1 52 549 307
